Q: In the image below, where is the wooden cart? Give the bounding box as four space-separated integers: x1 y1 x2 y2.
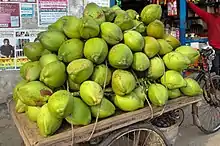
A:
10 95 201 146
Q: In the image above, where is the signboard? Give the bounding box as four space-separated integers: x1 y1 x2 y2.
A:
84 0 110 7
21 3 35 18
0 0 36 3
37 0 68 27
0 2 21 28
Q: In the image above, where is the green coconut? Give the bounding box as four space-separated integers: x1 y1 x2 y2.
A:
13 80 28 102
108 43 133 69
80 16 100 40
126 9 138 19
20 61 41 81
112 69 136 96
114 12 134 31
68 77 80 91
80 81 104 106
168 89 181 99
17 81 52 106
67 59 94 84
111 5 121 11
83 3 106 25
115 10 126 16
134 86 147 101
148 57 165 80
38 31 66 52
161 70 187 89
180 78 203 96
48 16 71 32
146 20 165 39
40 61 66 88
141 4 162 24
144 36 161 58
26 106 41 122
163 52 191 71
90 98 116 118
84 38 108 64
39 54 58 68
48 90 74 119
148 83 168 106
157 39 173 56
132 52 150 71
23 42 44 61
65 97 91 125
37 104 62 137
63 16 82 39
124 30 144 52
175 46 200 64
132 20 146 34
163 34 181 49
15 99 27 113
58 39 84 63
91 64 112 86
101 7 116 22
113 92 144 111
100 22 123 45
41 49 51 56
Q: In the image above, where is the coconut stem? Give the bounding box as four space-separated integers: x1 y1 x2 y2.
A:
147 80 152 85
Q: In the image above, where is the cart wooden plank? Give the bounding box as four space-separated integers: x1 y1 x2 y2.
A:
10 95 201 146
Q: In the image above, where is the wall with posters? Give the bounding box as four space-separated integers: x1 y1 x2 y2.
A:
0 0 111 71
0 0 111 103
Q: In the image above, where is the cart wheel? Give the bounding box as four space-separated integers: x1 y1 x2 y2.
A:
192 75 220 134
98 122 170 146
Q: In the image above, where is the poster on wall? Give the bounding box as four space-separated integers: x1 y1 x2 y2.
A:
0 30 16 70
0 2 21 28
21 3 35 18
0 0 36 3
37 0 69 27
0 29 44 71
84 0 110 7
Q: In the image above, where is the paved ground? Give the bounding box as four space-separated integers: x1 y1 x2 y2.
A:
1 102 220 146
0 103 23 146
176 126 220 146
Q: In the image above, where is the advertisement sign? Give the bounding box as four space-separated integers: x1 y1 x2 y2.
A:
84 0 110 7
0 2 21 28
21 3 35 18
0 0 36 3
37 0 68 27
0 30 16 70
0 29 44 70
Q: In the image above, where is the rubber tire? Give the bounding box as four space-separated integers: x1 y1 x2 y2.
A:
98 122 170 146
193 75 220 134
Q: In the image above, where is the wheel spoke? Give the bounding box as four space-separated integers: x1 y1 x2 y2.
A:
194 76 220 133
142 131 151 146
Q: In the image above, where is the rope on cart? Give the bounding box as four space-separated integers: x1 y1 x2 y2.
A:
66 81 75 146
131 69 154 120
87 60 109 141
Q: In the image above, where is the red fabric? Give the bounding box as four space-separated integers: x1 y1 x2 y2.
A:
188 2 220 49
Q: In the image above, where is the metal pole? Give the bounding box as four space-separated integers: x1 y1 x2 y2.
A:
179 0 186 45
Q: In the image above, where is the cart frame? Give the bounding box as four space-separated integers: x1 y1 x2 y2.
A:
10 95 201 146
